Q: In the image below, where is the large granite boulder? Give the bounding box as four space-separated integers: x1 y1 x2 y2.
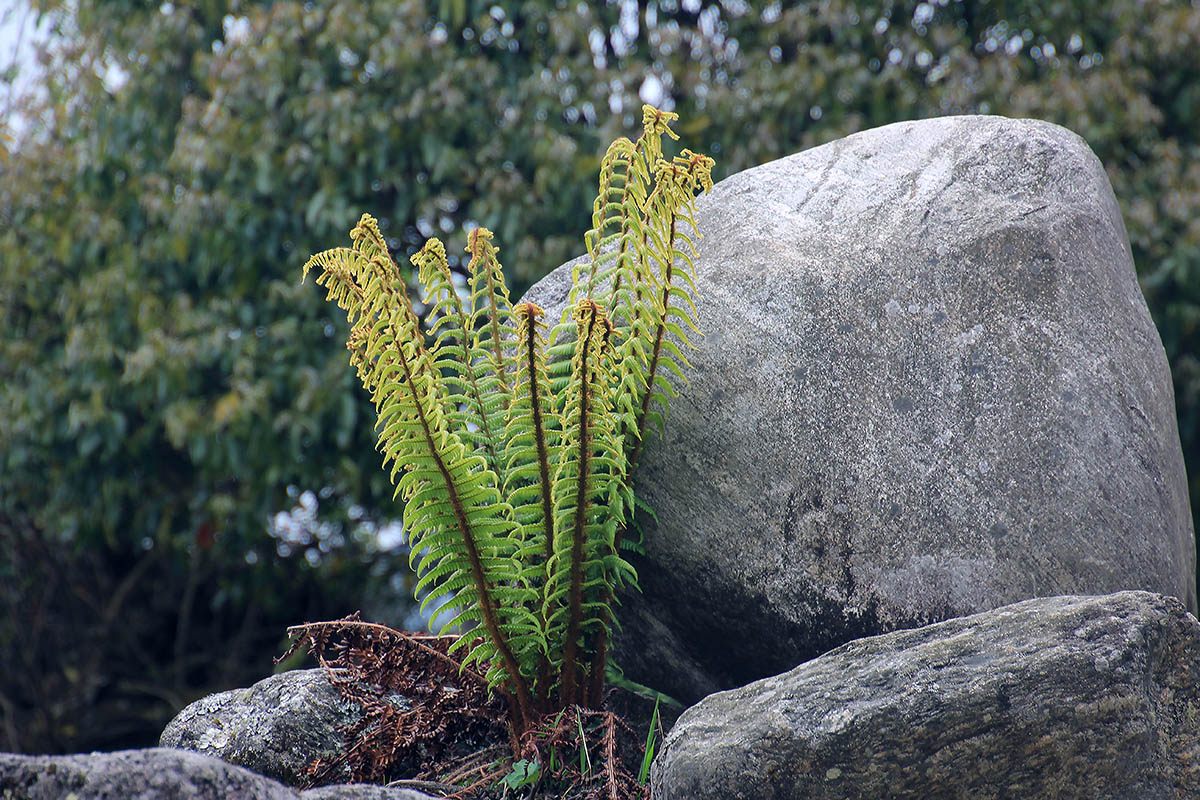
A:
652 591 1200 800
523 114 1196 704
0 748 435 799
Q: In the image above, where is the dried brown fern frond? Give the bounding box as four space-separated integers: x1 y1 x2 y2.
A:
282 616 655 799
282 615 510 788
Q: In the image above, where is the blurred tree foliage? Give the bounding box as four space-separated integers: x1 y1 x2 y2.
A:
1 0 1197 753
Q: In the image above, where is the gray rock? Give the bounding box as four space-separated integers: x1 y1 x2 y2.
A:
0 748 296 800
0 748 439 800
300 785 438 800
160 669 505 791
160 669 371 787
523 115 1196 704
652 591 1200 800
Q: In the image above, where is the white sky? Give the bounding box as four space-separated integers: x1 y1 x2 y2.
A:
1 1 51 137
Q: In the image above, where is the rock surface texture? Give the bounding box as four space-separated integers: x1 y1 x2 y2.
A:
0 748 435 800
300 785 437 800
524 114 1197 704
160 669 370 786
652 591 1200 800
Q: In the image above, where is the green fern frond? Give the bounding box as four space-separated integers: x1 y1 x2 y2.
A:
304 214 538 724
504 303 560 575
503 302 561 700
626 151 714 469
411 237 508 480
546 299 632 707
466 227 516 396
546 106 676 409
580 135 639 300
465 228 518 483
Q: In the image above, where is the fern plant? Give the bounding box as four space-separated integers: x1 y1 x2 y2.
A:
302 105 713 737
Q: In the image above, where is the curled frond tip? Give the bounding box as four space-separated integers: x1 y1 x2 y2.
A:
642 104 680 140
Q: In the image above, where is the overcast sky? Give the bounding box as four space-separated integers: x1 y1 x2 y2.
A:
1 1 51 136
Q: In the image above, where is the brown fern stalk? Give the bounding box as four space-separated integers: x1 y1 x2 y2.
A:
560 299 605 709
515 305 557 575
627 207 677 477
514 302 558 710
585 602 612 707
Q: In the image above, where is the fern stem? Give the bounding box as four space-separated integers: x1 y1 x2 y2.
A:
628 211 677 477
515 302 558 710
518 311 557 576
560 301 602 708
585 612 609 708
